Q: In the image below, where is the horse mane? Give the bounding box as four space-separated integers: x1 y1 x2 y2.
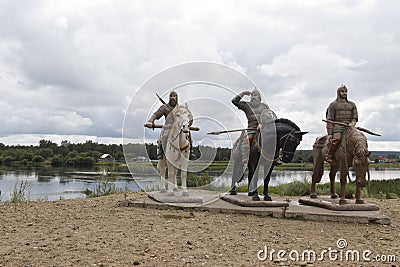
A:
275 118 300 131
345 127 369 158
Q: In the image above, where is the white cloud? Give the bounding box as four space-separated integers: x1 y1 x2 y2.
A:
258 43 367 80
0 0 399 151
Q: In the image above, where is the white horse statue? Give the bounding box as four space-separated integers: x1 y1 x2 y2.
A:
157 103 191 196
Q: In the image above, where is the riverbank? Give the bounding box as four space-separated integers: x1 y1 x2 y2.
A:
0 192 399 266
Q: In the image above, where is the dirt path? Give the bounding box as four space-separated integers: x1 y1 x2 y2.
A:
0 193 399 266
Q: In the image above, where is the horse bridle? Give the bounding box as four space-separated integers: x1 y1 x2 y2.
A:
280 129 301 156
259 129 301 161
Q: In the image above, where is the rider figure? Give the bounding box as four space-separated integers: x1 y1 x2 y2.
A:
145 91 195 159
325 85 358 163
231 89 276 164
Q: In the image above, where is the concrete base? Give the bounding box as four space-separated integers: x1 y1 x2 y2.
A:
221 194 289 207
118 193 390 225
148 191 204 204
299 196 379 211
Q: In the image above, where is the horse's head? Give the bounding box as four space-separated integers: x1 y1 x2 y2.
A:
280 130 308 163
353 150 370 187
174 103 191 133
260 118 307 163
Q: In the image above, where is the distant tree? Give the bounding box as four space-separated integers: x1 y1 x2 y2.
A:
61 140 71 147
387 153 399 160
39 139 57 149
32 155 45 163
51 156 63 167
2 155 14 166
293 150 313 163
216 147 231 161
38 148 54 159
145 143 157 160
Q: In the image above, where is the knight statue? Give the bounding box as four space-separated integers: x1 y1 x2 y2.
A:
145 91 195 159
231 89 277 164
325 85 358 163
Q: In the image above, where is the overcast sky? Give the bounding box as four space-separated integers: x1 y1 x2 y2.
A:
0 0 399 150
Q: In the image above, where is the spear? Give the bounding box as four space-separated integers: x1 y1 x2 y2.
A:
144 124 200 131
323 119 381 136
156 93 166 105
207 128 256 135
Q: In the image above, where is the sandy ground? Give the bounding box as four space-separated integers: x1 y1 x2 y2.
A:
0 192 399 267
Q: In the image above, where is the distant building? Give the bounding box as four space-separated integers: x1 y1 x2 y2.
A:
375 155 392 164
100 154 115 162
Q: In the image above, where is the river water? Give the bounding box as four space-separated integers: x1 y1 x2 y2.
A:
1 166 399 201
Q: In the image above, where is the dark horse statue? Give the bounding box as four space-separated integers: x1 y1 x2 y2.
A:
231 118 307 201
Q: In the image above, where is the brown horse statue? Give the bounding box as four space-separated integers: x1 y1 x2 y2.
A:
310 126 370 204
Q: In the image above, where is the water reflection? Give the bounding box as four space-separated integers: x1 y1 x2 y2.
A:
0 166 143 202
1 165 399 202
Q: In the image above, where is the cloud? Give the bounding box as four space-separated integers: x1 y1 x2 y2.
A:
258 44 367 78
0 0 399 151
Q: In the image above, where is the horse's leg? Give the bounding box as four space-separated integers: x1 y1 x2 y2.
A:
248 151 260 200
167 164 177 196
355 171 367 204
157 159 167 193
329 164 339 199
355 186 364 204
181 159 189 196
263 165 274 201
172 167 178 192
310 146 325 198
230 159 243 195
338 164 348 205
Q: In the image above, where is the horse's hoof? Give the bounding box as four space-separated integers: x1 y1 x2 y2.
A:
172 188 179 192
339 199 348 205
229 190 237 195
182 191 189 197
355 199 365 204
310 193 317 199
331 194 339 199
263 195 272 201
252 195 260 201
248 192 254 196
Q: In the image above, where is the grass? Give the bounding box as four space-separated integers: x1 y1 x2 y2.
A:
9 180 30 204
84 164 121 198
235 178 400 199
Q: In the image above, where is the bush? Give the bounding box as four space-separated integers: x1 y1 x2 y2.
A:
186 173 212 187
2 156 14 166
283 178 311 196
75 156 95 166
66 157 76 166
51 156 64 167
32 155 45 163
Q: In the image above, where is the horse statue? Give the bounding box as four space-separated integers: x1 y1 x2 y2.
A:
310 126 370 204
231 118 307 201
157 103 192 196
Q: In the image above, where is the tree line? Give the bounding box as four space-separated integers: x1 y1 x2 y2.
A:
1 139 397 167
0 140 124 167
0 139 312 167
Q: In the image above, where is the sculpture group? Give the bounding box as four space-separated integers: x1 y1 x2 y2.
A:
144 85 376 205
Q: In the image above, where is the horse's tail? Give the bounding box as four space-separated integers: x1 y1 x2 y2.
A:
311 135 328 184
